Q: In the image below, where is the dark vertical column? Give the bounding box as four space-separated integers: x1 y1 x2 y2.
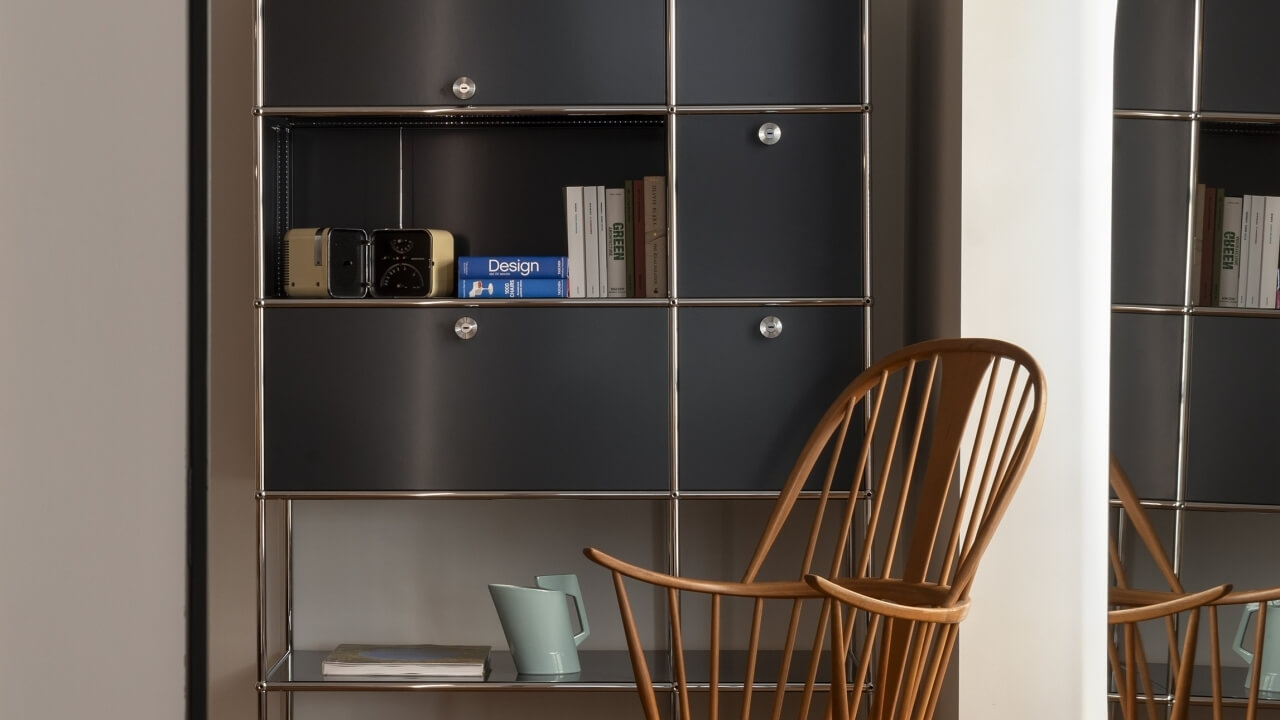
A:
188 0 209 715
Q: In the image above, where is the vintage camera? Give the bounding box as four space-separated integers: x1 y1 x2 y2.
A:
369 228 456 298
283 227 368 298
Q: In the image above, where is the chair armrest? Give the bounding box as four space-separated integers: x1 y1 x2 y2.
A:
1215 585 1280 606
803 573 970 624
583 547 822 599
1109 583 1232 624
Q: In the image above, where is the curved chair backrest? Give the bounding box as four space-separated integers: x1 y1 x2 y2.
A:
744 337 1046 602
753 337 1046 718
588 337 1047 720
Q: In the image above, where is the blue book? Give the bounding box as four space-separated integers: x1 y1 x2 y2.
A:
459 277 569 298
457 255 570 279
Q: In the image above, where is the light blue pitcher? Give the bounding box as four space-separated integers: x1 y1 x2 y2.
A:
1233 599 1280 699
489 574 590 675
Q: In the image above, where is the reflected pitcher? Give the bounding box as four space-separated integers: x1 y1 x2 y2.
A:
1233 599 1280 699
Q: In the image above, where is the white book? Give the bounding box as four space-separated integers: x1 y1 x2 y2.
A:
583 186 600 297
596 186 609 299
1218 195 1243 308
1247 195 1265 308
1239 195 1253 307
1190 183 1205 302
1263 197 1280 309
564 186 586 298
643 175 668 297
604 187 628 297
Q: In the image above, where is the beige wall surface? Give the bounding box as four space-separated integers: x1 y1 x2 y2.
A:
0 1 188 718
207 0 259 717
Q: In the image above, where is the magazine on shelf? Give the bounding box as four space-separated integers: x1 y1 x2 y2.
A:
321 643 491 678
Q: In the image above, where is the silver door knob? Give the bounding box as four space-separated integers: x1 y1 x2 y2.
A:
759 316 783 339
452 76 476 101
455 316 478 339
758 122 782 145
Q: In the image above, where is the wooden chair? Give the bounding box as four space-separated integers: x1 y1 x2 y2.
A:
1108 458 1280 720
585 337 1047 719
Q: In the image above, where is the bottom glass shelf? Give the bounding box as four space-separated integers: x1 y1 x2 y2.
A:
1112 662 1280 709
261 649 842 693
262 650 653 691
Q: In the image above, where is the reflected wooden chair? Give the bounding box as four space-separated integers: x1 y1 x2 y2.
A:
1108 457 1280 720
586 337 1047 719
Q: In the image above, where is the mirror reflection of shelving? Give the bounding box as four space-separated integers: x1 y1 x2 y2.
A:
1113 0 1280 713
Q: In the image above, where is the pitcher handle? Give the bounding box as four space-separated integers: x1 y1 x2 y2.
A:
1235 602 1260 664
536 574 591 646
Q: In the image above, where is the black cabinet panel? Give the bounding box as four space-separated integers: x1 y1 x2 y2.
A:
1113 119 1191 306
1113 0 1195 111
405 120 665 259
676 0 862 105
1186 316 1280 504
286 127 402 230
678 306 863 492
263 0 665 107
1202 0 1280 113
1199 125 1280 198
1111 313 1182 500
676 114 863 298
261 125 401 297
264 307 670 491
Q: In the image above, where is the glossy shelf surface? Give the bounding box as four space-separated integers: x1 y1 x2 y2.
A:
1112 662 1280 708
261 649 841 692
263 650 652 691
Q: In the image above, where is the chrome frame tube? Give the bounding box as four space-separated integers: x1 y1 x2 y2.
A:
666 5 679 719
255 297 870 309
254 104 867 117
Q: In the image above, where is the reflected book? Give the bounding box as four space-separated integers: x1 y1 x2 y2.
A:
321 643 491 678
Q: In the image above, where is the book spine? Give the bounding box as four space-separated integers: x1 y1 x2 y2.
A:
1190 183 1204 303
1247 195 1265 308
583 186 601 297
631 179 646 298
564 186 586 297
457 256 570 279
1218 195 1242 308
623 180 635 297
1263 196 1280 309
596 186 609 299
458 278 569 298
1210 188 1225 305
643 175 667 297
605 188 628 297
1199 186 1217 306
1239 195 1253 307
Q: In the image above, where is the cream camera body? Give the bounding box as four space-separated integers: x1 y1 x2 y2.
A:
283 227 368 298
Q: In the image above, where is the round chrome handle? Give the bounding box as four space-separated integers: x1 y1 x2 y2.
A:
758 122 782 146
455 316 478 340
759 316 783 339
452 76 476 101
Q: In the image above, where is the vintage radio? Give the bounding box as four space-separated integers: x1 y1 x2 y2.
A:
283 227 368 298
369 228 456 298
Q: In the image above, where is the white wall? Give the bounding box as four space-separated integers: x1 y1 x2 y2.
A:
0 1 188 718
959 2 1114 718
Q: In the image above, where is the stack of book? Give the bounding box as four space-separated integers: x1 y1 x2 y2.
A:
563 176 666 298
321 643 491 679
1193 185 1280 309
457 255 570 298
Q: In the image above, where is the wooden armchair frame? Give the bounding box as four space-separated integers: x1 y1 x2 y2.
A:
1109 457 1280 720
587 338 1047 720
